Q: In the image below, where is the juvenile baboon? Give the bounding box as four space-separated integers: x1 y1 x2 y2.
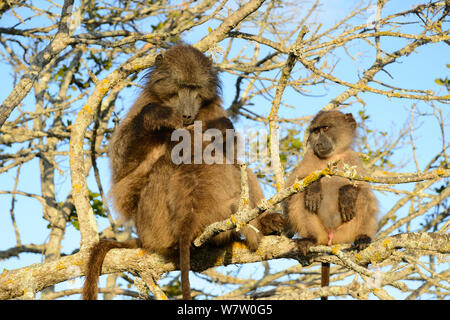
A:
82 44 283 300
285 110 378 300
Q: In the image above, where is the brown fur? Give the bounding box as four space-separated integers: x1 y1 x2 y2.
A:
82 239 140 300
285 110 378 300
83 44 283 300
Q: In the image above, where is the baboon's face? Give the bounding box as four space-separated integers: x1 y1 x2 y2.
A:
307 111 356 158
149 45 220 126
166 85 204 126
309 125 335 158
151 81 216 126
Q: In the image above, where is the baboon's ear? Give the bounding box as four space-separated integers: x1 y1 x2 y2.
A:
344 113 356 129
155 53 164 66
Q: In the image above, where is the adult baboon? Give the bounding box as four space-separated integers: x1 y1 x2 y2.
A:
83 44 283 300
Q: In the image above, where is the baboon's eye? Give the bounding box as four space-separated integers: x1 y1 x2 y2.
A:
312 128 320 134
322 126 329 132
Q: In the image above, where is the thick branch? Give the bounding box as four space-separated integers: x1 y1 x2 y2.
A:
194 165 450 247
1 232 448 300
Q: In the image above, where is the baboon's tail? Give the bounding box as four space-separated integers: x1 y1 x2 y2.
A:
321 262 330 301
179 230 192 300
82 239 140 300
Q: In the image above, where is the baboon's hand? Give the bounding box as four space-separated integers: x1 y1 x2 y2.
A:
259 213 284 235
304 180 322 213
338 184 358 222
141 104 183 130
204 117 234 132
